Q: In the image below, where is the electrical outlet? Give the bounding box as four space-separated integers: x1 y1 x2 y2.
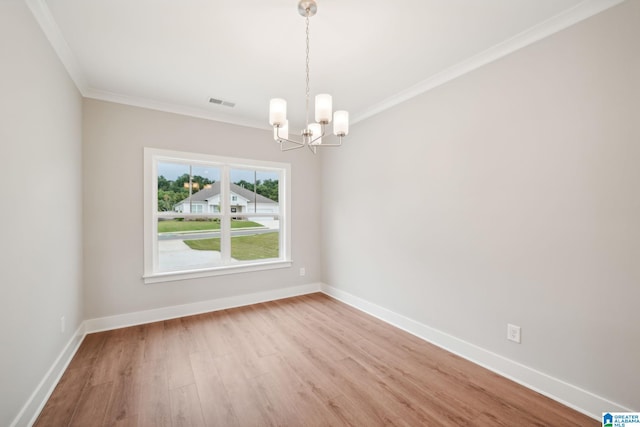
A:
299 267 306 276
61 316 66 334
507 324 521 343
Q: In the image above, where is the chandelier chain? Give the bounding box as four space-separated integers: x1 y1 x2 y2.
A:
305 11 310 128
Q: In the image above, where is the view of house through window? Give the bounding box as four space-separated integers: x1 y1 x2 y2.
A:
144 149 289 281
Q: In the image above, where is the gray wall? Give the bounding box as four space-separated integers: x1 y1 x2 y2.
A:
321 1 639 410
0 1 84 425
82 99 321 319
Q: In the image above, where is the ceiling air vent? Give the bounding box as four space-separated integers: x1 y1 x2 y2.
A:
209 97 235 108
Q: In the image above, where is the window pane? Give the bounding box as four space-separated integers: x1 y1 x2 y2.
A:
227 168 281 261
229 168 280 216
157 216 223 271
230 227 280 262
157 162 220 213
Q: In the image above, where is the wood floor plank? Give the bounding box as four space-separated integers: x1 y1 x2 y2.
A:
219 308 274 360
103 374 141 425
177 315 211 355
35 293 599 427
136 358 171 427
249 301 390 426
108 414 139 427
244 303 300 355
141 320 166 363
169 383 206 427
103 326 146 425
213 353 278 426
252 353 347 426
301 347 405 426
88 330 125 387
66 331 107 370
271 298 352 360
189 351 240 427
163 319 196 390
348 338 479 424
33 365 92 426
299 296 479 416
348 329 486 417
227 305 279 357
280 345 343 400
68 382 113 427
250 301 317 355
343 355 447 426
198 311 234 359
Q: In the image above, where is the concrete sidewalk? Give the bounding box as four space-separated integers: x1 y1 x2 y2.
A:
157 219 279 269
158 240 221 269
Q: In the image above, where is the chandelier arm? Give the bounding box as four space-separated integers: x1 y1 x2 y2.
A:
311 137 343 147
277 136 304 145
275 126 305 150
278 138 306 151
307 124 343 147
281 143 305 152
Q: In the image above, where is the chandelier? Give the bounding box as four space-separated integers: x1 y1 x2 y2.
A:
269 0 349 153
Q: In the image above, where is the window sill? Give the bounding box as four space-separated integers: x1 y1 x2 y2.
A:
143 260 293 284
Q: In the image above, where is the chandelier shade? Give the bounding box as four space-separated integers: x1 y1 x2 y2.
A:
315 94 332 123
269 0 349 154
269 98 286 126
333 110 349 136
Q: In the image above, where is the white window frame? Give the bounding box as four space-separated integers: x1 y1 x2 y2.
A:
143 148 292 284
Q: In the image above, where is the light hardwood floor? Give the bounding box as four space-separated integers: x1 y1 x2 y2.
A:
35 293 597 426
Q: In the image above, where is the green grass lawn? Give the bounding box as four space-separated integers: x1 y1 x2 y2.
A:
158 219 262 233
184 232 279 260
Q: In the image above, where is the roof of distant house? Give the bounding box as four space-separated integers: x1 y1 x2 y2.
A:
176 182 277 205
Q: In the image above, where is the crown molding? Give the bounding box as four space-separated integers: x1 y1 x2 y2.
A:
83 87 269 131
25 0 269 131
25 0 89 94
351 0 626 124
26 0 625 129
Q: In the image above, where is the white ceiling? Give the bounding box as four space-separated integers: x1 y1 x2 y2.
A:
27 0 622 130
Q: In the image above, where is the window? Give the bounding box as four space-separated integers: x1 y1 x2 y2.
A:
144 148 291 283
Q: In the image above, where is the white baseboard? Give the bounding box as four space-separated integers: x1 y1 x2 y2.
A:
13 282 321 426
15 282 624 426
85 282 322 333
320 283 631 420
10 322 86 427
